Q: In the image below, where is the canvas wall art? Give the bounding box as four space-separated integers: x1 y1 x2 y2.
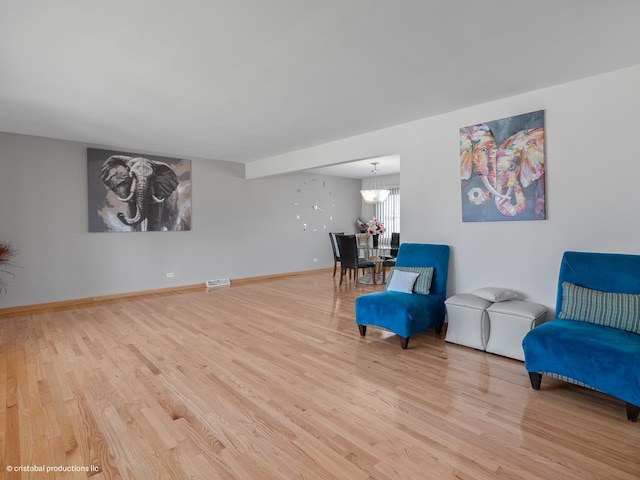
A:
460 110 545 222
87 148 192 232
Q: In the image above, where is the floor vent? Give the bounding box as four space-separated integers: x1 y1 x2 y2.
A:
205 278 231 288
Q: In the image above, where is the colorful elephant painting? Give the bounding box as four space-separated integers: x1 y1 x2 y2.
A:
460 110 545 222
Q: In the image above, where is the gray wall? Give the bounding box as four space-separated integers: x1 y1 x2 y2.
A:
0 133 362 308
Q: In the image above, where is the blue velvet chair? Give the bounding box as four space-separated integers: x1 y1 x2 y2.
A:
522 251 640 421
355 243 450 349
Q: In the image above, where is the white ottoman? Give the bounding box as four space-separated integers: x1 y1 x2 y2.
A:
486 300 547 361
445 294 493 350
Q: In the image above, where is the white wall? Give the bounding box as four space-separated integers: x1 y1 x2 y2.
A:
0 133 362 308
246 65 640 313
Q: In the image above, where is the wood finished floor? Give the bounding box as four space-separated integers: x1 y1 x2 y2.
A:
1 271 639 479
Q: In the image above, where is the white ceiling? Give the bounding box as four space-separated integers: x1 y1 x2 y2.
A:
2 1 640 178
307 155 400 179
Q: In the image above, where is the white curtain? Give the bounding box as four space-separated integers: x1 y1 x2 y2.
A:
375 188 400 245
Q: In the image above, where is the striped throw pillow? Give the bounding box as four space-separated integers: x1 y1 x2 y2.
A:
386 267 434 295
558 282 640 333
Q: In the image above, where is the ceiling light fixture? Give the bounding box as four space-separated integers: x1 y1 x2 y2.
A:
360 162 390 204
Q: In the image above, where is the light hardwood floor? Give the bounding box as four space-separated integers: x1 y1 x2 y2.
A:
1 271 639 479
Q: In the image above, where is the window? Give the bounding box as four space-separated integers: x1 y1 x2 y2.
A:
375 187 400 245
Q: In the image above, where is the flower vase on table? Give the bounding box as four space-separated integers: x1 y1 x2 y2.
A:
365 219 385 279
365 218 385 249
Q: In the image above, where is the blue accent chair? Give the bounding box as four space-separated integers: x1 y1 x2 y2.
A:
355 243 450 349
522 251 640 422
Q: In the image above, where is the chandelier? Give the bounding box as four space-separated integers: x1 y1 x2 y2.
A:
360 162 390 204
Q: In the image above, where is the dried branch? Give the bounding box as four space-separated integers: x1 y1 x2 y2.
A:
0 242 19 297
0 242 19 269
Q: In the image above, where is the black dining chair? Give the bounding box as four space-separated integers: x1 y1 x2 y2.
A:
389 232 400 257
336 235 376 287
382 232 400 282
328 232 344 277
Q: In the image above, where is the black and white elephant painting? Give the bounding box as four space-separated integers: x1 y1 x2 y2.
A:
87 148 191 232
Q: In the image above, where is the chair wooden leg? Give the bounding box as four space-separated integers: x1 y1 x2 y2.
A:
529 372 542 390
399 336 409 349
626 403 640 422
353 269 358 288
339 268 345 286
358 325 366 337
333 261 337 277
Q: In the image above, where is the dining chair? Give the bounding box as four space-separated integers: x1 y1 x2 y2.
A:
382 232 400 282
356 233 370 258
389 232 400 257
328 232 344 277
336 235 376 287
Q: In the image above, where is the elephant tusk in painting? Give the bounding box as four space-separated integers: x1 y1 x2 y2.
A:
116 176 137 202
480 175 511 200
